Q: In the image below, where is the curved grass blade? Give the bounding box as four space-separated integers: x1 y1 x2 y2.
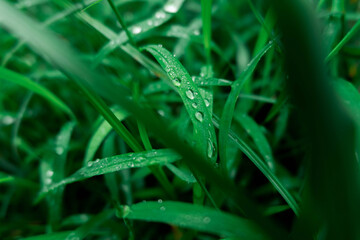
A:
219 41 273 173
38 149 181 199
144 45 217 162
84 108 129 164
214 115 300 216
0 67 74 119
193 76 232 86
117 201 269 239
93 0 185 67
235 114 275 170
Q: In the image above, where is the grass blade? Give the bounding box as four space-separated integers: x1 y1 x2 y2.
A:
235 114 275 170
0 67 74 119
201 0 212 64
39 149 181 197
84 108 129 164
117 201 269 239
219 42 273 173
144 45 217 162
214 115 300 216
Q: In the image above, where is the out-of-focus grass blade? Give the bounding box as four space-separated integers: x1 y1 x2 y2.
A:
93 0 185 66
65 209 113 240
39 149 181 197
326 19 360 62
84 108 128 164
214 115 300 216
201 0 212 64
117 201 269 239
219 42 273 172
235 114 275 170
144 45 217 162
0 67 74 119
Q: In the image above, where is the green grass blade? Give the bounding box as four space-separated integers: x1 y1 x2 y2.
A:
22 232 72 240
117 201 269 239
214 115 300 216
39 149 181 197
326 19 360 62
0 67 74 119
65 209 113 240
144 45 217 162
84 108 129 164
201 0 212 64
219 42 273 173
92 0 185 67
235 114 275 170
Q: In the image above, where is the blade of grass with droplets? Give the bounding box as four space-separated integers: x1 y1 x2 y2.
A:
92 0 185 67
144 45 217 162
0 67 74 119
0 4 288 238
42 122 75 229
84 108 129 164
214 115 300 216
235 114 275 171
38 149 181 199
219 42 273 173
117 201 269 239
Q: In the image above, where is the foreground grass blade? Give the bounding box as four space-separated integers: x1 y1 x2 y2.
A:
0 67 74 119
219 42 273 172
213 115 300 216
273 0 360 238
22 231 72 240
39 149 181 197
144 45 217 162
0 4 288 238
117 201 269 239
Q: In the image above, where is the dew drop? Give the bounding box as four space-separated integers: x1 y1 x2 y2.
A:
132 26 142 34
186 89 195 100
192 102 198 109
207 140 215 158
55 146 64 155
193 29 200 36
164 4 177 13
87 161 93 167
2 116 15 125
172 78 181 87
147 20 153 26
195 111 204 122
157 199 163 203
155 11 166 19
203 217 211 223
204 99 210 107
160 206 166 211
46 170 54 177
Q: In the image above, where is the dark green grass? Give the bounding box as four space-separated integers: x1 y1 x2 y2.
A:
1 0 360 239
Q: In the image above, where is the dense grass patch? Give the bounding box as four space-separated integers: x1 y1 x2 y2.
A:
1 0 360 239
